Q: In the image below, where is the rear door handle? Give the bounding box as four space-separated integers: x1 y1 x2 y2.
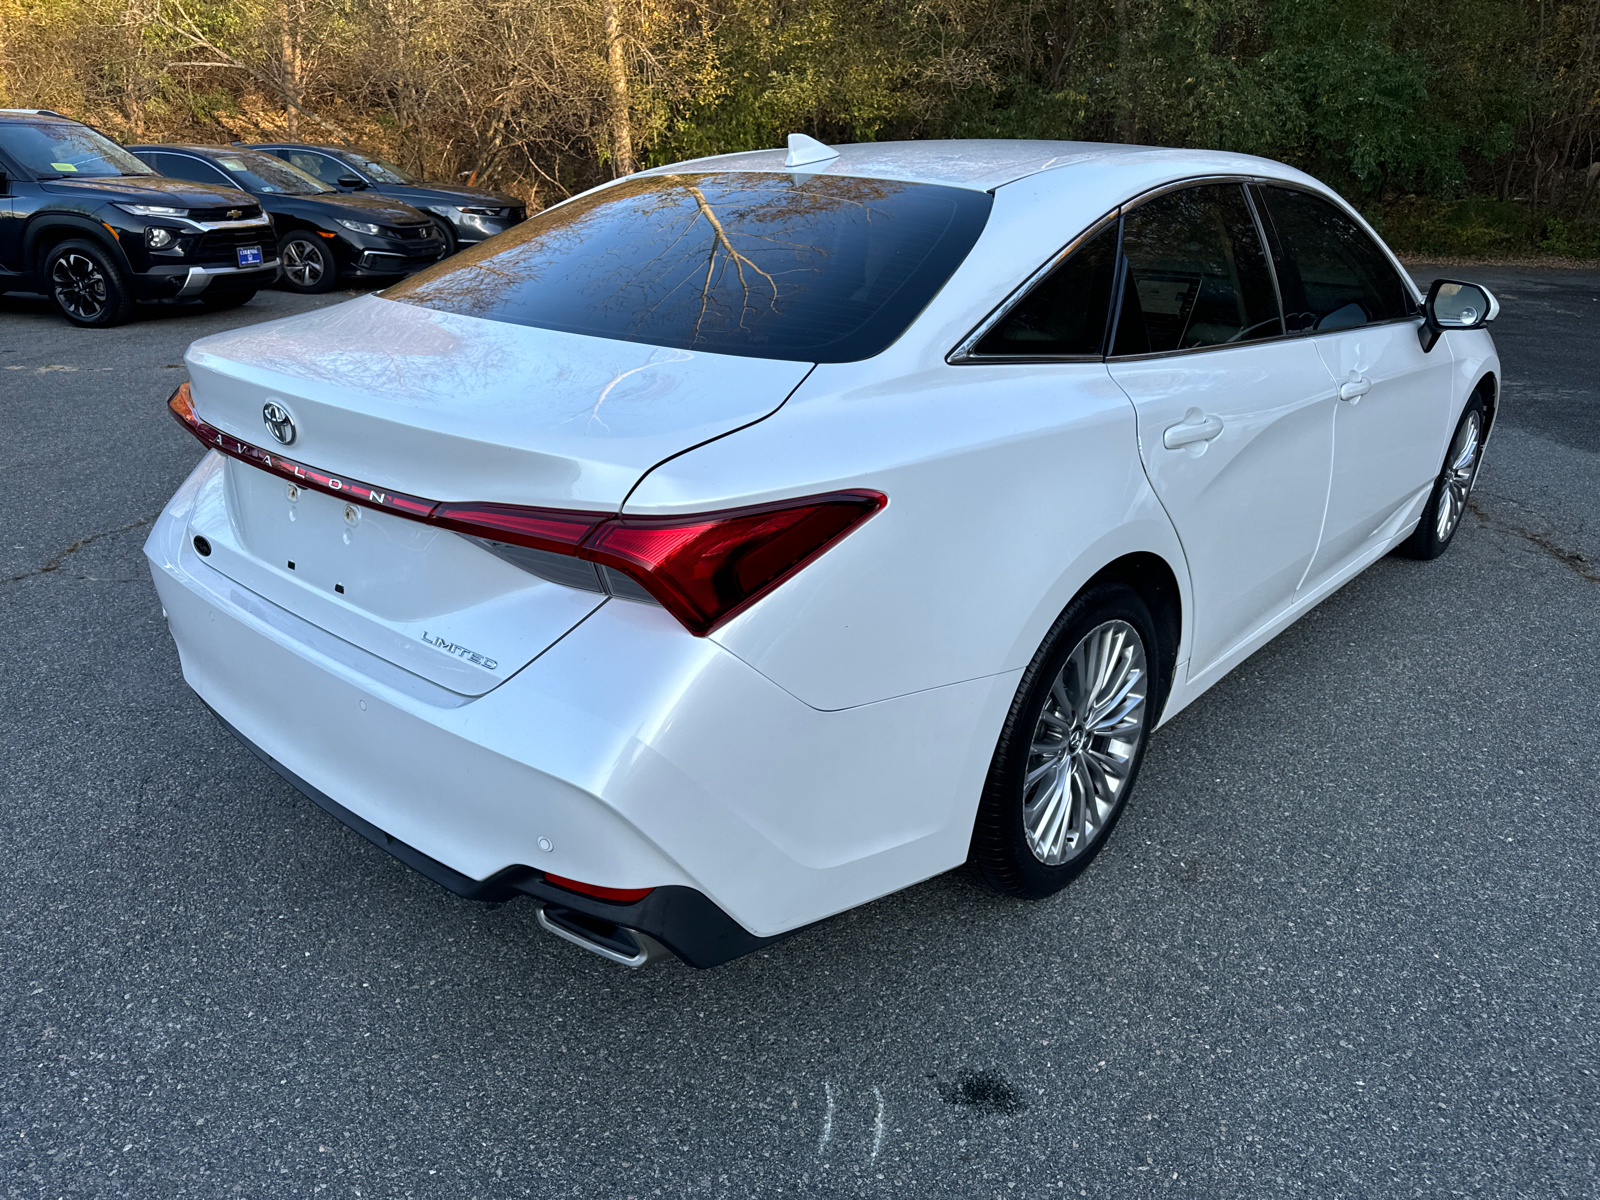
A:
1339 373 1372 402
1163 410 1225 449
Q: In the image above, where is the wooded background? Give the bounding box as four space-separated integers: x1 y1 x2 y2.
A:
3 0 1597 255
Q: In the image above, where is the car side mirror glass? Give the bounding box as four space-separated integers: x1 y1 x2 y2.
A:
336 174 365 189
1419 278 1498 352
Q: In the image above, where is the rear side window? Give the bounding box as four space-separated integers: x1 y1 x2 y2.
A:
385 172 993 363
152 153 233 189
971 220 1118 358
1254 185 1413 332
1113 184 1281 356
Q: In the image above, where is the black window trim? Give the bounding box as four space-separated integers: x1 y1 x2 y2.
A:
948 173 1424 367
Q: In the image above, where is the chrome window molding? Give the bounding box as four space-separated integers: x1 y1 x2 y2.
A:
1100 313 1425 364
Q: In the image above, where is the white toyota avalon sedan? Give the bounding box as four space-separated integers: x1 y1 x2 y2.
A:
146 137 1500 968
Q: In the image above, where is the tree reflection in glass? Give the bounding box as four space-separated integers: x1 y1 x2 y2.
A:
385 172 993 363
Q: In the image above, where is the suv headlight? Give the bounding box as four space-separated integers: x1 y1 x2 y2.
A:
145 227 177 249
336 218 382 235
115 202 189 218
456 205 505 216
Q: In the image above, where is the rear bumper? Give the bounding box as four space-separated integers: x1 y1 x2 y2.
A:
146 456 1012 958
207 703 782 967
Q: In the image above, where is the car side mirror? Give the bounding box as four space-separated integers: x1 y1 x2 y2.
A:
336 174 366 189
1419 278 1498 352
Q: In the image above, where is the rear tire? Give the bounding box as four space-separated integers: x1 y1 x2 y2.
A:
971 582 1160 899
278 232 338 294
1396 393 1487 560
45 239 134 327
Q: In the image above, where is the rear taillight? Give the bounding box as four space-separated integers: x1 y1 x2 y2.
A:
581 495 886 634
169 383 886 635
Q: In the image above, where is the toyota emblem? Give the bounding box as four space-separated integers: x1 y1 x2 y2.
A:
262 401 297 445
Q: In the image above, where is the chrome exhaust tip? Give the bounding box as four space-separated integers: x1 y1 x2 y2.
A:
536 904 669 968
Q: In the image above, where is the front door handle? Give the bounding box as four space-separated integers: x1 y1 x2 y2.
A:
1338 372 1372 402
1163 409 1225 450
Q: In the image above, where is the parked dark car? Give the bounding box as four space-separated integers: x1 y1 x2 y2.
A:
128 144 444 293
245 142 525 254
0 109 277 326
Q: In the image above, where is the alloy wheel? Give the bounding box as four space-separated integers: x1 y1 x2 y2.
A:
1022 619 1149 866
51 253 108 320
1436 410 1482 542
283 240 325 287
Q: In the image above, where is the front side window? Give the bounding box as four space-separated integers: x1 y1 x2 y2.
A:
1112 184 1282 356
1254 186 1412 332
283 150 347 186
386 172 993 363
213 151 329 195
0 121 154 179
970 219 1119 358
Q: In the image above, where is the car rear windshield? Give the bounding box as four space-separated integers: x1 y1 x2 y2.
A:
213 151 328 194
0 121 155 179
384 172 993 362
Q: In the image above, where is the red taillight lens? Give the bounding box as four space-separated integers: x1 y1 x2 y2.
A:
543 874 655 903
431 501 606 554
581 492 886 635
167 383 885 636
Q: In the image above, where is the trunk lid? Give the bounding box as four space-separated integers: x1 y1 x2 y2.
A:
180 295 810 694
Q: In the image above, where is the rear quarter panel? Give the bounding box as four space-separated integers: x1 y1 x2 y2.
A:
625 358 1189 712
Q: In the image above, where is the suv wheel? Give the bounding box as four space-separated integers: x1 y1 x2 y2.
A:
46 239 134 327
279 233 338 294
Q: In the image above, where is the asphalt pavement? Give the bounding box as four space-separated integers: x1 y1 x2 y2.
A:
2 268 1597 1199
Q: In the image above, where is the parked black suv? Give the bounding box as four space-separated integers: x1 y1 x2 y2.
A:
246 143 525 254
129 144 445 294
0 110 278 326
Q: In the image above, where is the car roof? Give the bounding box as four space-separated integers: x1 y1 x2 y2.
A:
646 138 1306 193
0 109 77 122
127 144 254 156
251 143 346 154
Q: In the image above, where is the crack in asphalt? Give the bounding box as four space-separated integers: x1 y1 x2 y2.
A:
2 517 156 585
1469 496 1600 583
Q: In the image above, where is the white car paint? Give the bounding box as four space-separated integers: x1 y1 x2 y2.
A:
147 139 1500 962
